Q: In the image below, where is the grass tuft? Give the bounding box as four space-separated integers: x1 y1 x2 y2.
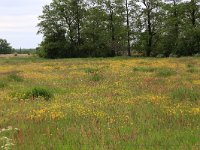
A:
84 68 99 74
24 87 53 100
133 67 158 72
156 68 176 77
0 80 7 89
171 87 200 102
84 68 102 82
7 73 23 82
187 64 199 73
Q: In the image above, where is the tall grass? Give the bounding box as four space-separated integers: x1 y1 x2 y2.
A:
187 64 199 73
156 68 176 77
171 87 200 102
84 68 102 82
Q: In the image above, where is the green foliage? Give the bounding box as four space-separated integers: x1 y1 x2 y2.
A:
40 40 67 59
37 0 200 58
37 0 130 58
0 39 13 54
171 87 200 102
14 48 36 54
24 87 53 100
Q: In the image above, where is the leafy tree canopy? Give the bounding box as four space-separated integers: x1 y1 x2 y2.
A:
37 0 200 58
0 39 13 54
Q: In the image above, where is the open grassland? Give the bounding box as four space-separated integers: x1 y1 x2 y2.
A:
0 57 200 149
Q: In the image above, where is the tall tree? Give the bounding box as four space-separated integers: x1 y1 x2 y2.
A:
37 0 200 58
136 0 163 56
105 0 116 56
0 39 13 54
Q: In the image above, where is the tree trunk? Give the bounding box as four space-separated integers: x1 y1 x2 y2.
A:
76 0 81 46
109 1 116 56
147 9 152 57
126 0 131 56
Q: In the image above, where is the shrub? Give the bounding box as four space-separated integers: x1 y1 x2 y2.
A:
171 87 200 102
24 87 53 100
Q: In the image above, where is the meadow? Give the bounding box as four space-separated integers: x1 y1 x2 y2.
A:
0 56 199 149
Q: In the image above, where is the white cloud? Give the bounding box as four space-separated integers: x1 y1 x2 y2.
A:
0 0 52 48
0 15 38 32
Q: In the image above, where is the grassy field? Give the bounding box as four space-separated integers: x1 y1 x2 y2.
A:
0 56 200 149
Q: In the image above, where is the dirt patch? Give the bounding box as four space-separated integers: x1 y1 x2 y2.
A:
0 54 31 58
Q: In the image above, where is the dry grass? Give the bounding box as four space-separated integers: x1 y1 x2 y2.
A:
0 54 31 58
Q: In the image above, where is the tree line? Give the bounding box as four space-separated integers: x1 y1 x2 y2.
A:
0 38 37 55
37 0 200 58
0 39 13 54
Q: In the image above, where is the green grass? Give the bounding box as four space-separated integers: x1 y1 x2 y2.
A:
187 64 199 73
156 68 176 77
7 73 23 82
171 87 200 102
0 56 199 149
133 66 176 77
133 66 158 72
0 80 7 89
23 87 53 100
84 68 102 82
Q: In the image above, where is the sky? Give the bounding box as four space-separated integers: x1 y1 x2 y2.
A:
0 0 52 49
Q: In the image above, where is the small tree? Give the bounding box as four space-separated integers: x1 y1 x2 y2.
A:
0 39 13 54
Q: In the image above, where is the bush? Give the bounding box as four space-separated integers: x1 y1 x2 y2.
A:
24 87 53 100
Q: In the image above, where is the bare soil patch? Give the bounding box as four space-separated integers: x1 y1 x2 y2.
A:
0 54 31 58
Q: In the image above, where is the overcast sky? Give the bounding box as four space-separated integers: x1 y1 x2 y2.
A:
0 0 52 49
